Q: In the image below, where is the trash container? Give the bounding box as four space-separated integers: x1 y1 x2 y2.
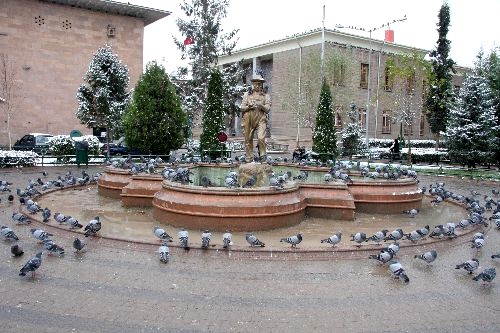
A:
75 140 89 167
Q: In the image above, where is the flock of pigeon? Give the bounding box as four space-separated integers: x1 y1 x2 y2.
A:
1 163 499 286
1 170 102 277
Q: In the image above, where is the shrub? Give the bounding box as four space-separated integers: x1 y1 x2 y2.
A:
0 150 38 167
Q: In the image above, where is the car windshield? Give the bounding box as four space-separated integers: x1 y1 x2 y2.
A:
36 136 52 145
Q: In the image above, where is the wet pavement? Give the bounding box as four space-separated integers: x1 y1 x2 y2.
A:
0 165 499 332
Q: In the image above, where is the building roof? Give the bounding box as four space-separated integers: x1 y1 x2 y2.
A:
219 28 429 66
39 0 170 26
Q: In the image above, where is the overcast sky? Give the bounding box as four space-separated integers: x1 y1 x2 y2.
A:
117 0 499 73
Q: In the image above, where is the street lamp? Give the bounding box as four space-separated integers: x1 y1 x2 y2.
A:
335 15 406 154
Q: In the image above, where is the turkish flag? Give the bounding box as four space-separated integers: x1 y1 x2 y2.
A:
184 37 193 45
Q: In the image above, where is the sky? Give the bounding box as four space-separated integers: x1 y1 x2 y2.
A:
116 0 499 73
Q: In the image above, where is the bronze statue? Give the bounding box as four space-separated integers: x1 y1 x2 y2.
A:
240 74 271 162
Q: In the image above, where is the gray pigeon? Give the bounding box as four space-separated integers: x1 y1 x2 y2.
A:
66 217 83 229
471 237 485 249
384 229 404 242
73 238 86 252
42 208 51 222
153 226 173 242
1 225 19 241
11 244 24 257
430 225 446 238
350 232 367 246
389 261 410 283
455 259 479 274
54 212 69 223
84 216 101 237
222 232 232 249
245 233 265 247
414 250 438 264
369 251 393 264
320 232 342 247
201 230 212 249
12 212 30 225
280 233 302 248
383 243 400 256
491 254 500 259
473 268 496 283
178 228 189 250
30 228 53 242
403 208 420 218
19 252 42 277
366 230 388 244
43 239 65 256
159 245 170 263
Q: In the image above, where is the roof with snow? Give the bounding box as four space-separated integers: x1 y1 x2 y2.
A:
39 0 170 26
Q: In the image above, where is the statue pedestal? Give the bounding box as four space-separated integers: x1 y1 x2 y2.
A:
238 163 273 187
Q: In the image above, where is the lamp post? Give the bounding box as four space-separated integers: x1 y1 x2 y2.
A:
335 15 406 154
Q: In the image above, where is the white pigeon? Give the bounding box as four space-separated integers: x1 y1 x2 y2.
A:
222 232 232 249
178 228 189 249
201 230 212 249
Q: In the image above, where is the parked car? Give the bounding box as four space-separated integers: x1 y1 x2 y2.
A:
13 133 53 154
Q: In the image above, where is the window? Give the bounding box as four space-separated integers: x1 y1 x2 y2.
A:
406 71 415 94
384 67 393 91
334 63 345 86
403 123 413 136
419 113 425 136
360 63 369 89
358 108 366 131
382 110 392 134
334 106 343 129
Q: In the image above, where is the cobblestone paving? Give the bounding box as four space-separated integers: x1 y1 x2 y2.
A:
0 166 499 332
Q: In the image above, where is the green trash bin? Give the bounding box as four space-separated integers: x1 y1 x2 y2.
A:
75 141 89 167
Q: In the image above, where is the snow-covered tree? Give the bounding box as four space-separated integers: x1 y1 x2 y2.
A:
123 62 188 155
341 102 362 160
446 54 499 168
482 49 500 165
425 2 456 149
312 80 337 160
173 0 244 132
200 69 225 157
76 46 130 147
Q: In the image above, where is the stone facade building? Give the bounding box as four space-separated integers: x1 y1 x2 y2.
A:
0 0 169 148
219 28 468 149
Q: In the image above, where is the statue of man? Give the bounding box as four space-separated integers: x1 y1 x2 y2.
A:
240 74 271 162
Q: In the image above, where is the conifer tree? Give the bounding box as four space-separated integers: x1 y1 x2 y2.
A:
483 49 500 165
425 2 456 149
341 102 362 160
446 55 498 168
200 69 225 158
123 62 188 155
76 46 130 145
312 80 337 161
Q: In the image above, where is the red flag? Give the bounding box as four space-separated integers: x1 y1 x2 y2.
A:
184 37 193 46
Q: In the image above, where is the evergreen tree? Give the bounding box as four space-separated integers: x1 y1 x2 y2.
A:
446 55 498 168
173 0 245 131
200 69 225 157
312 80 337 160
123 62 188 155
341 102 362 160
76 46 130 144
483 49 500 165
425 2 456 149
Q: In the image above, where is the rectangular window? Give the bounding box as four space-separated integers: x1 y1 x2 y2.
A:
384 67 393 91
406 71 416 94
334 106 343 129
360 63 369 89
334 63 345 86
382 110 392 134
358 108 366 131
403 123 413 136
419 113 425 136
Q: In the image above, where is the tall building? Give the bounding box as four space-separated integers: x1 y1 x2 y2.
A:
0 0 169 148
218 28 467 148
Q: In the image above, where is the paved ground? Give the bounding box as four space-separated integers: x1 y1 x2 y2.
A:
0 165 499 332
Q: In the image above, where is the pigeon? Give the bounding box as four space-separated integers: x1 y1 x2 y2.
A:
201 230 212 249
414 250 438 264
350 232 367 246
159 245 170 263
200 176 215 187
455 259 479 274
43 239 65 256
178 228 189 250
72 238 86 252
12 212 30 224
1 225 19 241
403 208 420 218
19 252 43 277
445 223 456 238
84 216 101 237
491 254 500 259
471 237 485 249
280 233 302 248
153 227 173 242
66 217 83 229
30 228 53 242
389 261 410 283
405 230 423 242
366 230 388 244
41 208 51 222
384 229 404 242
430 225 446 238
473 268 496 283
245 233 265 247
54 212 69 223
418 225 430 238
222 231 232 249
369 250 393 264
320 232 342 247
8 194 14 202
11 244 24 257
